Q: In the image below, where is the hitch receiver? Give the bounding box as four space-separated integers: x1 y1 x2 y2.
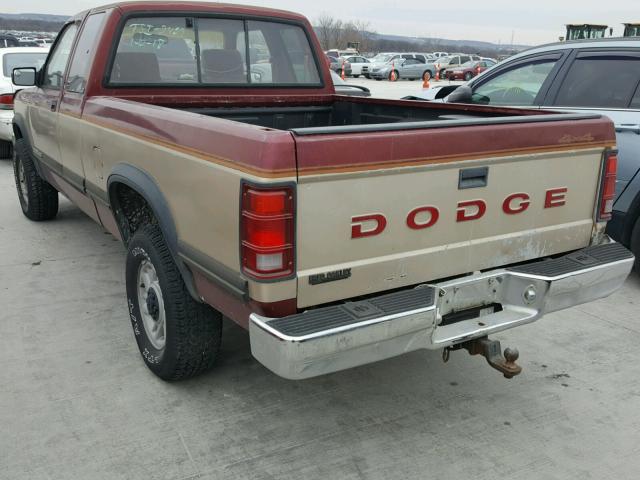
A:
461 336 522 379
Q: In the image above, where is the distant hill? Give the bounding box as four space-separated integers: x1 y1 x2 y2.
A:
369 32 530 55
0 12 68 33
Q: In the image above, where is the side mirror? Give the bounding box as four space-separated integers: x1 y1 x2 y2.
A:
12 67 37 87
447 84 473 103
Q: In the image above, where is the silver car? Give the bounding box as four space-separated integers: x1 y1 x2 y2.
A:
369 57 430 81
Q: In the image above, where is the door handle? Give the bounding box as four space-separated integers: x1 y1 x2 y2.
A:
49 100 57 112
615 124 640 135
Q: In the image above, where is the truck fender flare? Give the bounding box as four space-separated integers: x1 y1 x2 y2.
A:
107 164 201 301
11 113 43 176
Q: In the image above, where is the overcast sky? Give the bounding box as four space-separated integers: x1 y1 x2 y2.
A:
2 0 637 45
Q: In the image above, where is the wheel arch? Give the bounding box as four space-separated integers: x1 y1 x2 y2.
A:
107 164 200 301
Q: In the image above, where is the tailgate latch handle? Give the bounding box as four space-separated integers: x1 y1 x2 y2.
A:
458 167 489 189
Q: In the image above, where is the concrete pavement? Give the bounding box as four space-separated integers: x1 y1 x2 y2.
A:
1 153 640 479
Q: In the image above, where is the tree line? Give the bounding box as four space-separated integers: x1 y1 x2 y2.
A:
314 14 513 58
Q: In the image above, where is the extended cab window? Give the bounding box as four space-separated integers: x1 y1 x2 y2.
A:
43 23 79 89
109 16 321 86
554 54 640 108
66 12 106 93
471 59 557 106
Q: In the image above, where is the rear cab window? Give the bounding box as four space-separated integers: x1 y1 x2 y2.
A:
108 16 321 86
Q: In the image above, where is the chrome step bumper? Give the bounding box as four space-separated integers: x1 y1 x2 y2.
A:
249 240 634 380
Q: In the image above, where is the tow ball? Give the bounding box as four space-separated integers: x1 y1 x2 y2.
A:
443 336 522 379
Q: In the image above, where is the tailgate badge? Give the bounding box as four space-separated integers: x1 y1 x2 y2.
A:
309 268 352 285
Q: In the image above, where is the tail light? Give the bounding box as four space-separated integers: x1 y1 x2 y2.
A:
241 182 295 280
0 93 14 110
598 151 617 221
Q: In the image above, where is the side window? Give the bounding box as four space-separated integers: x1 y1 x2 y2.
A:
554 55 640 109
472 58 558 106
415 55 426 63
65 13 106 93
460 55 470 63
402 54 412 60
43 23 79 89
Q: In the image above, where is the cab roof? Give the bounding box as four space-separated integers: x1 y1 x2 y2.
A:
88 1 308 22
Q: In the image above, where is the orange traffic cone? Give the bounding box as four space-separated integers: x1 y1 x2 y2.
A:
422 77 430 89
390 62 397 81
341 60 345 81
435 63 440 81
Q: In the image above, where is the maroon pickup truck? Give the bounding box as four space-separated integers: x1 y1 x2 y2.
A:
10 2 633 382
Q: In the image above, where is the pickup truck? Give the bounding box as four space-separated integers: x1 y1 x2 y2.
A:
10 1 634 381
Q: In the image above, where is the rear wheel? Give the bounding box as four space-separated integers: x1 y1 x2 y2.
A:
422 70 432 81
0 140 12 159
126 224 222 380
13 138 58 221
464 72 473 81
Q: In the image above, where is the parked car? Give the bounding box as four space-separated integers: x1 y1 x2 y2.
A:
342 55 369 77
0 47 48 158
432 51 449 58
330 70 370 96
445 59 496 81
0 34 20 48
10 2 633 383
327 55 352 76
435 54 481 78
369 57 428 81
361 52 428 78
406 38 640 264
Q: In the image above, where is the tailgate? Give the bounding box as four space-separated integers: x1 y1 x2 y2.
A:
293 115 616 308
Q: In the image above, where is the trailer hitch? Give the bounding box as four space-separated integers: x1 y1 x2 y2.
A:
444 336 522 379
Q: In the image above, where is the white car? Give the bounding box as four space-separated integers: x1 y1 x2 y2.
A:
0 47 48 158
342 55 370 78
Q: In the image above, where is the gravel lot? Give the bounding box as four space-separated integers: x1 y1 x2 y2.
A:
1 89 639 479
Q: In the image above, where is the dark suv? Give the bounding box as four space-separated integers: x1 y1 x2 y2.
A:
412 38 640 264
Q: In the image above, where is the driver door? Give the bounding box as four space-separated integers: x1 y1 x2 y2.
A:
28 21 79 174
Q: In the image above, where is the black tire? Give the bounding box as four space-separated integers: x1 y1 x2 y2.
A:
422 70 432 81
375 78 382 81
364 74 370 79
464 72 473 81
13 138 58 221
0 139 12 159
631 218 640 271
352 74 360 78
126 224 222 380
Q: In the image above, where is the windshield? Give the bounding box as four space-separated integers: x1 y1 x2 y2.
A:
370 54 393 63
3 52 47 77
461 61 477 68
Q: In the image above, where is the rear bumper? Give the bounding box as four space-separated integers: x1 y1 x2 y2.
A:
249 240 634 380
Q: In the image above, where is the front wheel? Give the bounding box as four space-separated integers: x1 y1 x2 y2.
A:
352 74 360 78
13 138 58 221
464 72 473 81
126 224 222 380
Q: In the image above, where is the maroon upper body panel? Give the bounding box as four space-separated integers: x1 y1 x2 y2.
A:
82 2 335 105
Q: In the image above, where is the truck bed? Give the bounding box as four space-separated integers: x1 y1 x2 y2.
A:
181 97 546 132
